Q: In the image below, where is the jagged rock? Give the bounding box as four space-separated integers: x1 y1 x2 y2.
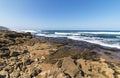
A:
23 58 33 66
0 62 6 71
10 57 18 62
4 33 22 38
26 38 39 46
22 50 29 54
5 72 10 78
10 51 20 57
15 38 24 44
15 62 23 71
114 65 120 74
0 47 10 58
77 59 115 78
49 49 58 55
0 30 120 78
39 62 72 78
20 73 31 78
10 71 20 78
4 65 14 73
56 73 70 78
61 57 80 78
29 68 41 78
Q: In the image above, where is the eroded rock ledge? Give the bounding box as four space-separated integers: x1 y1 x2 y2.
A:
0 30 120 78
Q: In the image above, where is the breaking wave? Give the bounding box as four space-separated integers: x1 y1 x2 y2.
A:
22 30 120 49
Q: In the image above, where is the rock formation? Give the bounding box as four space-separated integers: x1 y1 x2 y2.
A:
0 30 120 78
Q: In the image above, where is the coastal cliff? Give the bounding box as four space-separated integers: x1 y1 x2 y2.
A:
0 30 120 78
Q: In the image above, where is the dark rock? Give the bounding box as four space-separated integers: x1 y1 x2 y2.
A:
4 33 22 38
30 69 41 77
23 59 33 66
23 50 29 54
0 62 6 71
0 47 10 58
10 51 20 57
57 60 63 68
0 75 5 78
49 49 58 55
15 62 23 71
4 66 14 73
104 52 111 55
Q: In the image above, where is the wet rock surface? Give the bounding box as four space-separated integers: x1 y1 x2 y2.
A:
0 30 120 78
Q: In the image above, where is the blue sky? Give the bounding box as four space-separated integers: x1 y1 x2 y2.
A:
0 0 120 30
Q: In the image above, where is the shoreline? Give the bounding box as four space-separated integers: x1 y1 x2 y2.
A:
36 35 120 50
34 30 120 49
36 35 120 63
0 30 120 78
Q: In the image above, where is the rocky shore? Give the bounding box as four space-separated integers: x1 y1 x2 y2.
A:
0 30 120 78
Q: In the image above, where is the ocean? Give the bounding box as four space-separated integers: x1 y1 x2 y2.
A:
23 30 120 49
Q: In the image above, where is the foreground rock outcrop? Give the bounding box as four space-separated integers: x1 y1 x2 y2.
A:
0 30 120 78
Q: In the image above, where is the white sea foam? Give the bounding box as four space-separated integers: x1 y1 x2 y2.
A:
36 33 65 37
55 32 120 36
67 36 120 49
35 31 120 49
55 32 80 36
55 32 72 35
36 34 48 37
78 32 120 35
20 30 37 34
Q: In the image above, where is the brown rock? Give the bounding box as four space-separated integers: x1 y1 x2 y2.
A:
29 68 41 78
10 71 20 78
77 59 115 78
61 57 80 78
116 75 120 78
4 65 14 73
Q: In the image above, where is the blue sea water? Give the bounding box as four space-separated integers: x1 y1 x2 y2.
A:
23 30 120 49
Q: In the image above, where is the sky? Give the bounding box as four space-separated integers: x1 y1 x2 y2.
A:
0 0 120 30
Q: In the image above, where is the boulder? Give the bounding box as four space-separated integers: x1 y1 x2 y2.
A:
77 59 115 78
61 57 80 78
